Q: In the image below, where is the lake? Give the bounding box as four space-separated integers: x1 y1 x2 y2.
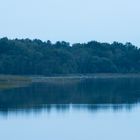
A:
0 77 140 140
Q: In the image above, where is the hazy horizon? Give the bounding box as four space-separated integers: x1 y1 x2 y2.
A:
0 0 140 46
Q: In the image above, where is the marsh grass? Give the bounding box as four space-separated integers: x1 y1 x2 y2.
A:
0 75 31 82
0 75 31 90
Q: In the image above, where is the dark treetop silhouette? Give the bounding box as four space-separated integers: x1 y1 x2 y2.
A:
0 37 140 75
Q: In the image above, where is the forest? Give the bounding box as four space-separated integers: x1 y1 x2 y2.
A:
0 37 140 75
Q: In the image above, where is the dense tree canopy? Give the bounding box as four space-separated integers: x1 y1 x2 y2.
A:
0 37 140 75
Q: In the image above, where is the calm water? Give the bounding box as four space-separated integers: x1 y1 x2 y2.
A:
0 78 140 140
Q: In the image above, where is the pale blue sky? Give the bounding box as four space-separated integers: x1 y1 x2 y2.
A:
0 0 140 46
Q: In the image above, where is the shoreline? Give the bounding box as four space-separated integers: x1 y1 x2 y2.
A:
31 74 140 82
1 73 140 80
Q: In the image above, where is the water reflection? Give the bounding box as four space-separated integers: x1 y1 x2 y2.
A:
0 78 140 115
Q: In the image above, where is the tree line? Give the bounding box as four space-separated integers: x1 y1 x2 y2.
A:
0 37 140 75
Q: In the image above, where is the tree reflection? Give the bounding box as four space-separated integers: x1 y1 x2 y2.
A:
0 78 140 114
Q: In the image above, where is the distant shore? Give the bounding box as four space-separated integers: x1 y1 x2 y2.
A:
1 74 140 90
1 74 140 82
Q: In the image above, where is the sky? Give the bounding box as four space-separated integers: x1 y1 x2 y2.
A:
0 0 140 46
